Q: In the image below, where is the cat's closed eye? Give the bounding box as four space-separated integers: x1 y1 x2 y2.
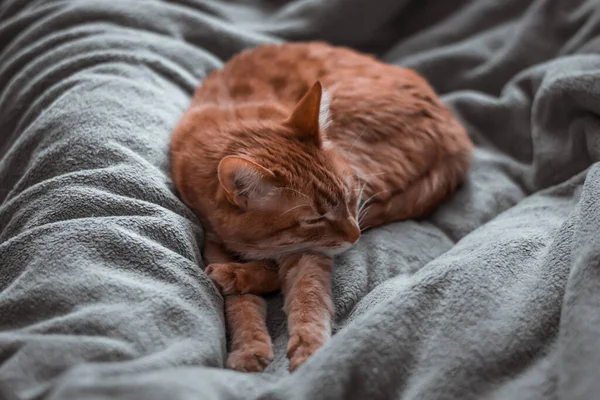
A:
300 216 326 226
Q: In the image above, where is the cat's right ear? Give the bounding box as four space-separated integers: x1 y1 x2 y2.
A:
218 156 277 210
286 81 330 146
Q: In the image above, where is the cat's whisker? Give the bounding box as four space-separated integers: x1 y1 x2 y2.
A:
357 187 367 215
351 167 385 218
361 189 388 208
360 225 373 233
358 190 388 216
358 205 372 226
354 171 385 211
346 128 367 154
353 179 369 193
354 174 370 197
279 187 311 202
354 176 372 216
282 204 309 215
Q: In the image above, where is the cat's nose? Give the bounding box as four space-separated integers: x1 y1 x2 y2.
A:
342 218 361 244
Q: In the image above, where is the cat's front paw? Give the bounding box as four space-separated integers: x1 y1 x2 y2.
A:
226 340 274 372
206 263 245 295
287 329 328 372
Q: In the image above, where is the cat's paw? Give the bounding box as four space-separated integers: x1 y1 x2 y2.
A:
206 263 246 295
287 330 328 372
226 341 274 372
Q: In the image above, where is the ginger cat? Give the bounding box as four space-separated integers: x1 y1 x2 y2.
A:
170 42 473 373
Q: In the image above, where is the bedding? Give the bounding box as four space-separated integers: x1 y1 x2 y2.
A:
1 0 600 399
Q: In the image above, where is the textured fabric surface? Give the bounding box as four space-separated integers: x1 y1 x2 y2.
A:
1 0 600 399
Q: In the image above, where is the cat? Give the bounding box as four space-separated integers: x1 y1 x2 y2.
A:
170 41 473 373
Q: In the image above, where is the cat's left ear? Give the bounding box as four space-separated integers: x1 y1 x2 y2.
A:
217 156 278 210
286 81 330 145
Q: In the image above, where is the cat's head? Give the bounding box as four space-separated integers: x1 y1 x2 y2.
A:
216 81 361 260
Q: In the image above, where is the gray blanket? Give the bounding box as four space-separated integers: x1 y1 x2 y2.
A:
1 0 600 399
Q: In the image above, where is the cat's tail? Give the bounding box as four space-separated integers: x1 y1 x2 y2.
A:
360 145 473 230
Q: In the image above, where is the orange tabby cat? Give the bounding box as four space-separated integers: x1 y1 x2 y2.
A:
170 42 473 373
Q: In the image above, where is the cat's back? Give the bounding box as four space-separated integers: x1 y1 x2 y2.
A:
191 42 382 108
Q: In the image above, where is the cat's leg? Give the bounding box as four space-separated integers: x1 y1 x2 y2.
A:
204 240 274 372
280 253 334 372
224 294 273 372
206 260 280 295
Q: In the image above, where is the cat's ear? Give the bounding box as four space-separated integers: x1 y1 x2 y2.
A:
286 81 330 145
218 156 277 210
